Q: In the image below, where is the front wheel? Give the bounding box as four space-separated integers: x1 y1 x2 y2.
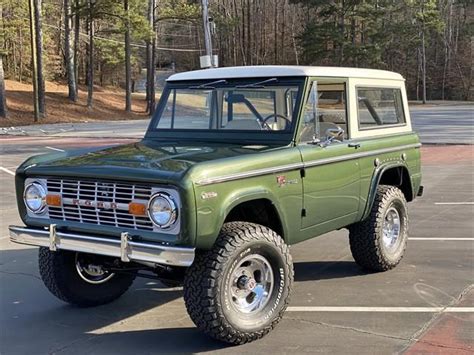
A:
39 248 136 307
349 185 408 271
184 222 293 345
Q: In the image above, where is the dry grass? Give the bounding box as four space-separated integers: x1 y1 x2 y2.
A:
2 80 153 127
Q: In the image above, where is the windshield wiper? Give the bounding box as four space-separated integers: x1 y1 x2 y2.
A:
189 79 227 89
236 78 278 88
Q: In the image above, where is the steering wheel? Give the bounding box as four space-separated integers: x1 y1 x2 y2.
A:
261 114 291 131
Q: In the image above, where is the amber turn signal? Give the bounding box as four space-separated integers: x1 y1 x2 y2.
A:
46 194 62 206
129 202 147 216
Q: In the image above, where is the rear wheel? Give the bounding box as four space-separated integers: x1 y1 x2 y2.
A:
349 185 408 271
39 248 136 307
184 222 293 344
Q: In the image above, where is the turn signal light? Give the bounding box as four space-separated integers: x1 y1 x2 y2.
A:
129 202 147 216
46 194 62 206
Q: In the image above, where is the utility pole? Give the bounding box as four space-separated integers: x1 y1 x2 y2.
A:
201 0 216 68
28 0 40 121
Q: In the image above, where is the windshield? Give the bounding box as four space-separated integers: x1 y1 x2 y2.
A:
150 78 303 140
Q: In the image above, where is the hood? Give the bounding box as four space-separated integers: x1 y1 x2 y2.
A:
19 140 279 185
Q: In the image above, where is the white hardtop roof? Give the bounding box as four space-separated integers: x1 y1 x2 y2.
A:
167 65 405 82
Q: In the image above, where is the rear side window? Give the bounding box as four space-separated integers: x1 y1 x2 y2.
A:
357 87 405 129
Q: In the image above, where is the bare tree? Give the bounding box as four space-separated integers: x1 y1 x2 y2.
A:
28 0 40 121
64 0 77 101
34 0 46 117
73 0 80 93
87 0 94 109
146 0 156 115
124 0 131 112
0 55 7 118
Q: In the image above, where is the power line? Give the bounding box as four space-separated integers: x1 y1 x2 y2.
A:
41 21 204 52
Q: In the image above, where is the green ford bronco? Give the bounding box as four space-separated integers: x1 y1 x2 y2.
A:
10 66 423 344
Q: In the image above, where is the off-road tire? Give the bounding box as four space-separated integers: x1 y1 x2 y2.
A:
349 185 408 272
38 248 136 307
184 222 293 345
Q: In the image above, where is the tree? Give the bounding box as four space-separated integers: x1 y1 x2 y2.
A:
87 0 94 109
124 0 132 112
145 0 156 115
34 0 46 117
0 55 7 118
64 0 77 101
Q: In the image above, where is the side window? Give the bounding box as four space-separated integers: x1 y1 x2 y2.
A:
299 82 348 143
357 87 405 129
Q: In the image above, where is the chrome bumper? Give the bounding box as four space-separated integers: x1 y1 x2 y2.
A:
9 225 195 267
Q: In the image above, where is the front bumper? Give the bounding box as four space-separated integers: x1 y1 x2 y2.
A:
9 225 195 267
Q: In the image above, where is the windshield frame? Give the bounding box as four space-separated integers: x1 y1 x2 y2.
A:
145 76 306 144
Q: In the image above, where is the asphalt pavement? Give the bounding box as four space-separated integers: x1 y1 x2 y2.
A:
2 103 472 144
0 114 473 354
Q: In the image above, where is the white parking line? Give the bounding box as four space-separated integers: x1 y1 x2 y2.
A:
45 146 65 152
0 167 15 176
409 237 474 241
286 306 474 313
435 202 474 205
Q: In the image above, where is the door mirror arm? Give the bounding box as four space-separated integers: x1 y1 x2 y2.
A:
318 127 344 148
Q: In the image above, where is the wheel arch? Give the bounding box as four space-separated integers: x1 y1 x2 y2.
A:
224 198 285 240
195 186 290 249
362 163 413 221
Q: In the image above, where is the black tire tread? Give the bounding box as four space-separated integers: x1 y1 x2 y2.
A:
349 185 408 272
184 222 293 345
39 248 135 307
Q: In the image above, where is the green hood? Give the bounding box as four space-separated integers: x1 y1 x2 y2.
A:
18 140 283 185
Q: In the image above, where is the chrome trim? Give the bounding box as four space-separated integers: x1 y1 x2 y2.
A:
195 143 421 186
304 143 421 168
147 192 178 229
9 225 195 267
196 162 304 186
24 181 47 214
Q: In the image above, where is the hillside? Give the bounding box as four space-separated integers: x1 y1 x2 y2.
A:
2 80 151 127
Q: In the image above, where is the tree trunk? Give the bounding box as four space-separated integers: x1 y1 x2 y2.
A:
87 0 94 110
124 0 131 112
0 55 7 118
74 0 80 94
64 0 77 101
34 0 46 117
146 0 156 115
339 0 345 66
28 0 40 121
421 21 427 103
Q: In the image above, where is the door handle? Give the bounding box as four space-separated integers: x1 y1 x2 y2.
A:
348 142 361 149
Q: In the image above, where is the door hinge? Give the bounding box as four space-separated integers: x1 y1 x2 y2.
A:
300 168 306 178
301 208 306 217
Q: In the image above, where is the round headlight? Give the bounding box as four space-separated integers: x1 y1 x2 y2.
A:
148 193 177 228
24 182 47 213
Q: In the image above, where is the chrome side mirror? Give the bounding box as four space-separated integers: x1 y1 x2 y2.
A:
320 127 344 147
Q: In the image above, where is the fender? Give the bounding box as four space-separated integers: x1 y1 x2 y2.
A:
361 161 412 221
195 185 291 249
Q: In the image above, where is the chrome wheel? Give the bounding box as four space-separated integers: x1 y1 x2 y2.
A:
382 207 401 251
75 254 115 285
229 254 274 314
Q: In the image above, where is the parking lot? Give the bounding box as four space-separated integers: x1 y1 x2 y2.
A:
1 134 473 353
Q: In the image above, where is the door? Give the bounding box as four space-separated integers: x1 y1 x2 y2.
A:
298 80 360 232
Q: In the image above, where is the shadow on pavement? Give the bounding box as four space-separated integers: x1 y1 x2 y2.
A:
0 247 231 353
294 260 369 282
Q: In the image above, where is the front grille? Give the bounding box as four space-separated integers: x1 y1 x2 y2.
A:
46 178 154 231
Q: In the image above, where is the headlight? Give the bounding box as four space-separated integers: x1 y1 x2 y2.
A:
148 192 177 228
24 182 47 214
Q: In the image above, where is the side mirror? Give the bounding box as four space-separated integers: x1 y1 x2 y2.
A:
320 127 344 147
325 126 344 141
